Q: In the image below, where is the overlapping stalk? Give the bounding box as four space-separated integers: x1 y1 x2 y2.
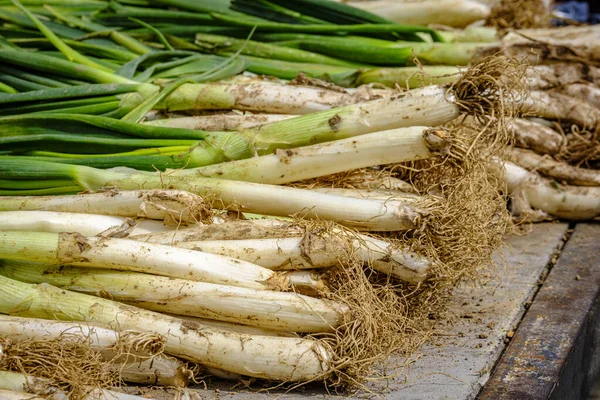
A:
0 261 347 332
0 275 334 382
0 231 281 290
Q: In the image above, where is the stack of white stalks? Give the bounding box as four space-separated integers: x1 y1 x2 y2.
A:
494 23 600 222
497 61 600 222
342 0 600 222
341 19 600 223
0 57 521 399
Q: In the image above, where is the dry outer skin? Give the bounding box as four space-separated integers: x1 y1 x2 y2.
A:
524 64 600 89
506 148 600 186
57 232 91 264
157 82 388 115
500 25 600 64
557 83 600 109
525 91 600 129
0 189 210 224
510 118 563 155
143 113 295 131
282 270 330 297
130 219 302 244
53 232 279 291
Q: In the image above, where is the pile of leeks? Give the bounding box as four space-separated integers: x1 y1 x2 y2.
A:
0 0 599 397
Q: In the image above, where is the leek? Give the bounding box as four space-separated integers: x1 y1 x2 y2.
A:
131 218 303 244
506 148 600 187
0 231 281 290
0 261 346 333
177 126 449 185
0 159 427 231
143 113 294 131
0 276 334 381
0 211 169 236
0 189 209 223
500 160 600 220
0 315 188 387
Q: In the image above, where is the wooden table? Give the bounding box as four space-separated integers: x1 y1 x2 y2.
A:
129 222 600 400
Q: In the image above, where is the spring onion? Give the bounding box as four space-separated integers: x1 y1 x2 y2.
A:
510 118 563 156
0 189 209 222
0 231 281 290
506 148 600 187
0 211 169 236
0 314 188 387
500 160 600 220
0 261 346 332
176 127 450 185
0 276 334 381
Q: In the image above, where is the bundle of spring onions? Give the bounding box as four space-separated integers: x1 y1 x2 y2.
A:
0 59 521 399
1 0 590 396
496 72 600 221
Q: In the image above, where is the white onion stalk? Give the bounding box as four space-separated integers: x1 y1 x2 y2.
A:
557 83 600 109
340 173 414 193
108 173 427 232
154 82 382 115
506 148 600 186
131 219 301 244
246 85 460 144
510 118 563 155
501 25 600 63
0 189 208 223
309 187 419 201
0 277 334 381
176 237 343 270
82 389 152 400
0 371 67 400
0 211 168 237
178 317 295 339
348 0 490 28
437 26 499 43
500 160 600 220
0 315 186 387
144 113 295 131
0 232 281 291
0 262 345 333
175 127 449 185
525 91 600 129
0 389 50 400
0 373 151 400
0 315 160 356
153 85 461 153
114 317 252 381
135 219 430 281
173 315 296 337
524 64 600 90
0 372 155 400
176 232 430 282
